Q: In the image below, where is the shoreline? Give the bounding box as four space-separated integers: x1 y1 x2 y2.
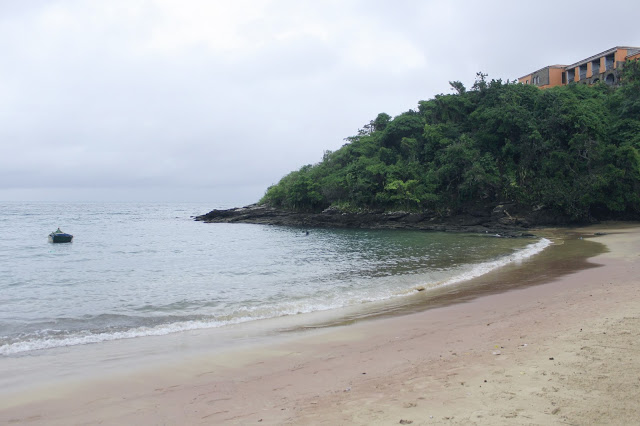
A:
2 224 640 424
194 203 551 236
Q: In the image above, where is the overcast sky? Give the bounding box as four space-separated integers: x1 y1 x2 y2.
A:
1 1 639 204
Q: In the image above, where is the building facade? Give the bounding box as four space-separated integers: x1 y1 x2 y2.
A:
518 46 640 89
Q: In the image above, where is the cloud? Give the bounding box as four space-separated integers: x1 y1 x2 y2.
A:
1 0 639 202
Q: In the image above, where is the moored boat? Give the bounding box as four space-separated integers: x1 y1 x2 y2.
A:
49 228 73 243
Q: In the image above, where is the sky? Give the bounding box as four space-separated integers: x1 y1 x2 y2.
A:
1 0 639 205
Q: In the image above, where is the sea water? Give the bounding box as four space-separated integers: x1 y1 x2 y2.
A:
0 202 550 356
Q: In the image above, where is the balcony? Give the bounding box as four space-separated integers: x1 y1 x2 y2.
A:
605 54 615 71
579 64 587 80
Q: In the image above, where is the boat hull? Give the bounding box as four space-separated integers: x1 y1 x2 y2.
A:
49 233 73 243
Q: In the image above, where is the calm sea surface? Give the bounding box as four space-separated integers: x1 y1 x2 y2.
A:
0 202 550 356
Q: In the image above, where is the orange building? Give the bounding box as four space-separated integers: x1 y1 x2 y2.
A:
518 65 566 89
518 46 640 88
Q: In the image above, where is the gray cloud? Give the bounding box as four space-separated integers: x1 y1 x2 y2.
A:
1 0 639 203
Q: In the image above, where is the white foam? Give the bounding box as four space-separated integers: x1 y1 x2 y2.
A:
0 317 252 355
1 238 552 356
439 237 552 287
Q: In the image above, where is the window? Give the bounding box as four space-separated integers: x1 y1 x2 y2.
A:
591 59 600 75
579 64 587 80
605 54 615 71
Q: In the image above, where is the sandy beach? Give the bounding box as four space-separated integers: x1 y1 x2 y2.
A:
2 224 640 425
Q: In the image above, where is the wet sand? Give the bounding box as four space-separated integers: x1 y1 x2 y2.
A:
1 224 640 425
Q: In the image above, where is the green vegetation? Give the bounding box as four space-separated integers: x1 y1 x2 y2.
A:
261 62 640 222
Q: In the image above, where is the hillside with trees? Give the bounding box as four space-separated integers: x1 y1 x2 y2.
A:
258 61 640 224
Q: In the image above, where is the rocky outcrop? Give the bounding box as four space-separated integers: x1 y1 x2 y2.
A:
194 202 565 237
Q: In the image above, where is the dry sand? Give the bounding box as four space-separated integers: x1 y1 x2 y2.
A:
2 224 640 425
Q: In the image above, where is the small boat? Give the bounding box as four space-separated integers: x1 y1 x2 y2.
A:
49 228 73 243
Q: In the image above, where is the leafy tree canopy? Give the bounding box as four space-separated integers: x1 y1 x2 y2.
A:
261 62 640 222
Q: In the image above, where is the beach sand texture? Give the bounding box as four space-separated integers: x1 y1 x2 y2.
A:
1 225 639 425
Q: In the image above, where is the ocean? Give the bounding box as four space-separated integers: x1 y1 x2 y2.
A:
0 202 551 356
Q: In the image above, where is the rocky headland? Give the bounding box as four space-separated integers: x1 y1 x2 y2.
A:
194 202 573 237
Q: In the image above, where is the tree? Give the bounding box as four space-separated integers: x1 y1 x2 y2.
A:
373 112 391 132
472 71 488 91
380 114 425 148
260 70 640 222
449 81 466 95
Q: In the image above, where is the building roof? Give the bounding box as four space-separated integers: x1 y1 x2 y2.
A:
565 46 640 69
626 48 640 58
518 64 566 80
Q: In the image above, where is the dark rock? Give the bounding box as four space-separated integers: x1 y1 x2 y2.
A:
321 206 341 215
460 215 490 226
383 211 410 220
194 203 577 236
492 205 506 216
469 208 491 218
403 213 426 223
498 216 516 226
